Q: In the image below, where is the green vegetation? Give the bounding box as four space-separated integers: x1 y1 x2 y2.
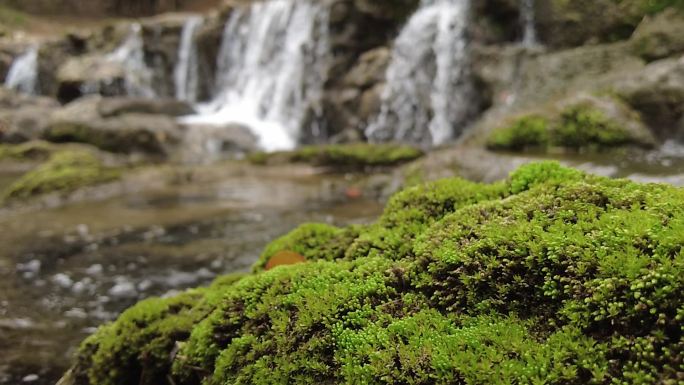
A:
0 4 28 29
248 143 424 169
0 141 60 162
487 102 654 152
2 150 121 201
487 115 550 151
67 162 684 385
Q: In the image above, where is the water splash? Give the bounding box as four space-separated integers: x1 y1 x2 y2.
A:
174 16 203 103
4 46 39 95
366 0 474 147
182 0 330 152
107 23 156 98
521 0 537 47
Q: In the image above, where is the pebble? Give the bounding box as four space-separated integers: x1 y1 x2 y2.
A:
22 374 39 382
64 308 88 319
108 281 137 299
52 273 73 289
17 260 41 274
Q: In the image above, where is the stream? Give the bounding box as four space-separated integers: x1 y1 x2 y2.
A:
0 163 384 385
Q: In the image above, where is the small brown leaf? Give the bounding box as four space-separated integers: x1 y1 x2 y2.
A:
265 250 306 271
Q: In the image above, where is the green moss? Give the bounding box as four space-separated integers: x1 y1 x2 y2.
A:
488 102 653 152
2 150 121 201
253 223 362 272
248 143 424 169
68 162 684 385
0 5 28 28
487 115 551 151
0 141 59 162
553 103 634 148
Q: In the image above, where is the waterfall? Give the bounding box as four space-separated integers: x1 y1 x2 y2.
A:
521 0 537 47
4 46 39 95
174 16 203 103
366 0 474 147
182 0 330 152
107 23 156 98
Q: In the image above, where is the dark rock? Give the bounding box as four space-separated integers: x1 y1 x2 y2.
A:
97 97 195 118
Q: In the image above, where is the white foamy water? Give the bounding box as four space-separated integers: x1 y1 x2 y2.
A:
181 0 330 152
521 0 537 47
174 16 203 103
4 46 39 95
366 0 474 146
108 23 156 98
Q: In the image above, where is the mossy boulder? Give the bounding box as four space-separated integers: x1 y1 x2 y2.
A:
63 162 684 385
487 95 656 152
538 0 684 48
631 8 684 61
2 149 121 201
0 140 60 162
248 143 424 169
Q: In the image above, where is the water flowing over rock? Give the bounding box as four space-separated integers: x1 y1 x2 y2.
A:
174 16 203 103
182 0 330 152
366 0 475 147
106 24 156 98
520 0 537 47
4 46 39 95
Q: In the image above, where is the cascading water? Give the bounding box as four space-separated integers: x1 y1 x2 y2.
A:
521 0 537 47
4 46 39 95
366 0 474 147
174 16 203 103
107 23 156 98
181 0 329 152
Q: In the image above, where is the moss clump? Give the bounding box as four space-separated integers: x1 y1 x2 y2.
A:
0 141 58 162
248 143 424 169
553 104 635 147
487 115 551 151
67 162 684 385
488 102 654 152
2 150 121 201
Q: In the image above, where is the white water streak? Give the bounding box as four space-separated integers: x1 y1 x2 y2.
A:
182 0 329 152
366 0 473 146
174 16 203 103
4 46 39 95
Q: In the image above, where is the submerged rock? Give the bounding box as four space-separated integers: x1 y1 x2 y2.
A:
61 162 684 385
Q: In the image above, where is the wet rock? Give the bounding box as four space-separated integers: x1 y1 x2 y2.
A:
342 47 390 88
178 123 259 163
56 56 128 103
45 96 182 156
613 57 684 137
97 97 195 118
535 0 647 48
631 8 684 61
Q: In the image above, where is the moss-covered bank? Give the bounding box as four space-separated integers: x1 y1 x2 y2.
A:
64 162 684 385
2 149 121 201
248 143 424 169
